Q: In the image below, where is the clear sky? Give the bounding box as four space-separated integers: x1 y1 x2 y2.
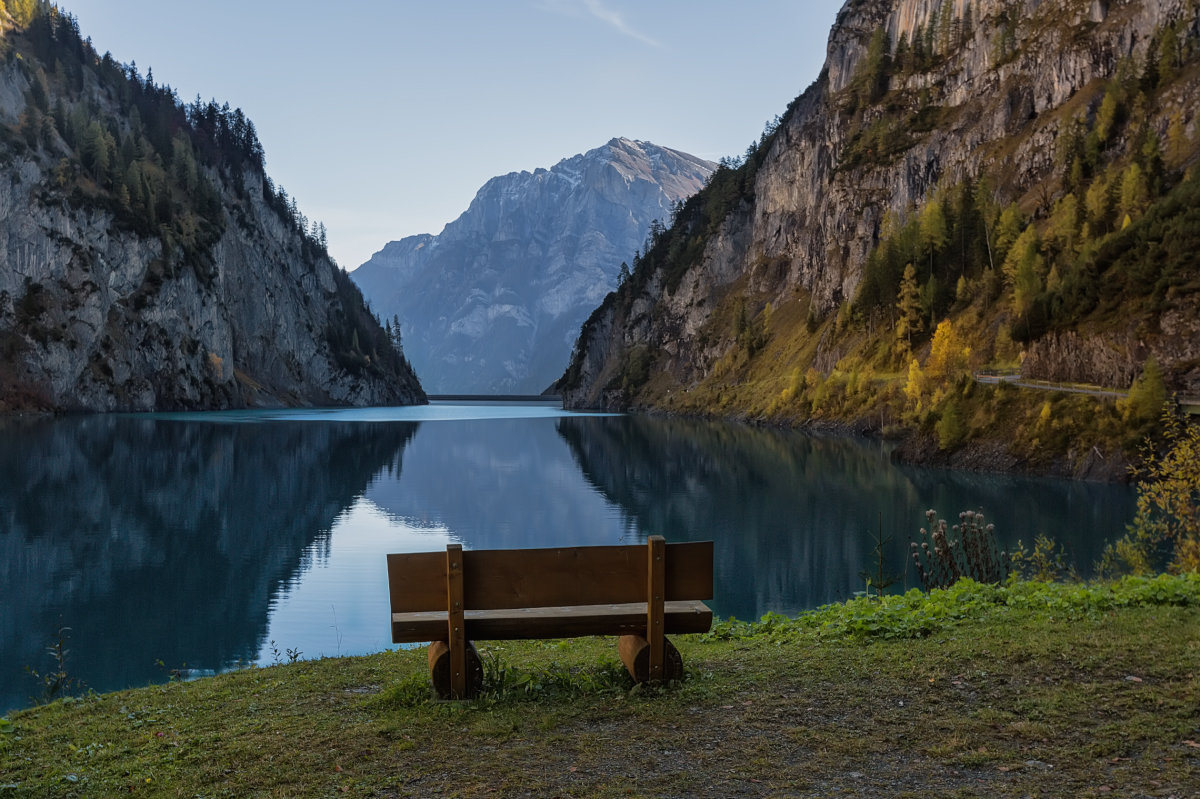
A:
60 1 846 270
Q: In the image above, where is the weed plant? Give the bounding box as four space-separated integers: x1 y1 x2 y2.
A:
25 627 84 706
859 513 901 597
1010 533 1078 581
911 509 1009 589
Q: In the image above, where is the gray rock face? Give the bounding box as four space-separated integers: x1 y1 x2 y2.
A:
351 138 714 394
0 65 424 412
561 0 1199 410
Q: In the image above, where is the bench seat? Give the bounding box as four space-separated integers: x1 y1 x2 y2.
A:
392 599 713 643
387 537 714 697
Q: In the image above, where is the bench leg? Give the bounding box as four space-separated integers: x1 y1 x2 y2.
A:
428 640 483 699
618 635 683 684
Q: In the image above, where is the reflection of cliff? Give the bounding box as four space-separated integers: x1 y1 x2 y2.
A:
556 415 905 619
365 417 624 550
556 416 1135 622
0 415 417 712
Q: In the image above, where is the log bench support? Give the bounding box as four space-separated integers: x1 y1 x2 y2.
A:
387 536 713 699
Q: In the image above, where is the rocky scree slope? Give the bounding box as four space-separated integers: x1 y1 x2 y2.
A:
351 138 714 394
558 0 1200 419
0 11 425 411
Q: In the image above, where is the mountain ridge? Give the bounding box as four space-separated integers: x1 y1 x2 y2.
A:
352 137 715 394
0 8 426 412
557 0 1200 477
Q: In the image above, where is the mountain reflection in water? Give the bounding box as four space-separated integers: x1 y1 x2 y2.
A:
555 415 1135 618
1 413 418 713
1 405 1134 713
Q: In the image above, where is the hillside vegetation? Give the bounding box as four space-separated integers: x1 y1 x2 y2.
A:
558 0 1200 478
0 3 424 410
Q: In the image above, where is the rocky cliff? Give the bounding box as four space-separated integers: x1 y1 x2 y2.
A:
352 138 714 394
559 0 1200 428
0 11 425 411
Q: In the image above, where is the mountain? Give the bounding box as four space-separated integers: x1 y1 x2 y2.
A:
351 138 714 394
557 0 1200 476
0 8 425 411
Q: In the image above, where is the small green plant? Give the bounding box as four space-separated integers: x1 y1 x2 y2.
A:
911 509 1009 590
266 640 302 665
1010 534 1076 582
27 627 84 705
859 513 900 598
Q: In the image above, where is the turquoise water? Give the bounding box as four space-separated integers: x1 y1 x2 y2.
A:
0 403 1134 712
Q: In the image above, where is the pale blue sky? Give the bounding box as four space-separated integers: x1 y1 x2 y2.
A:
62 1 845 269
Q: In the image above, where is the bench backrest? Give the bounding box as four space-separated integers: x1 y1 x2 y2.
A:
387 540 713 614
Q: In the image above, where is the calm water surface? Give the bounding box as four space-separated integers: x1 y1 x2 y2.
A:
1 402 1134 712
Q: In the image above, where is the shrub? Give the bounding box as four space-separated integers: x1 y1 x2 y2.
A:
1119 357 1167 423
1100 407 1200 574
936 398 966 449
1010 534 1076 582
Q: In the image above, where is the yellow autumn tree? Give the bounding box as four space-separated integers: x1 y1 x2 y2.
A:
1103 410 1200 574
925 319 972 380
904 358 927 406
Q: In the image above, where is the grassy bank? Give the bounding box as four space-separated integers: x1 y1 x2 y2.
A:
3 577 1199 798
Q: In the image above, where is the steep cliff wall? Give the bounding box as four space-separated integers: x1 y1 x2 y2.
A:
0 13 425 411
560 0 1199 416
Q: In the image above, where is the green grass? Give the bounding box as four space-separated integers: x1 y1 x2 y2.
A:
3 576 1199 797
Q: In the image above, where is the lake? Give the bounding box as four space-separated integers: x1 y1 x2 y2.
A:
1 401 1135 712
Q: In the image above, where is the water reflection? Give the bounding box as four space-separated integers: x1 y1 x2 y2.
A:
365 416 627 549
1 407 1136 714
555 415 1135 621
0 415 417 713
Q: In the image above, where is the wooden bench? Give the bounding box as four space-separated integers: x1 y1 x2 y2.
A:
387 535 714 699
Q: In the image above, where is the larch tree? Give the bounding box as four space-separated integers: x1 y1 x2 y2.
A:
896 263 924 355
919 197 949 271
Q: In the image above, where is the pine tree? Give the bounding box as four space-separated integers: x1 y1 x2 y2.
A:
390 314 403 354
1002 225 1040 286
993 203 1025 263
1085 170 1114 232
1096 90 1121 145
9 0 37 27
1045 193 1080 257
896 263 923 354
1157 24 1180 86
1119 161 1150 220
1166 112 1189 168
919 197 949 271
